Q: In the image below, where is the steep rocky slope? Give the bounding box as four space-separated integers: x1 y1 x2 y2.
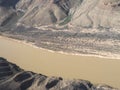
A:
0 57 119 90
16 0 120 28
0 0 120 58
16 0 83 26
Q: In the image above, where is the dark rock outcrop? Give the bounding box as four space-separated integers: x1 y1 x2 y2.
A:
0 0 19 9
0 57 119 90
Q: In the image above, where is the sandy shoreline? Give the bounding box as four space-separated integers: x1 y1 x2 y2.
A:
0 35 120 60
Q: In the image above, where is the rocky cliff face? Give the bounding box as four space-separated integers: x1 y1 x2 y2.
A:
24 0 120 29
1 0 119 28
5 0 120 28
16 0 83 27
0 57 119 90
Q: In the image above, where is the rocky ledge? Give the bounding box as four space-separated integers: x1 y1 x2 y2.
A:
0 57 119 90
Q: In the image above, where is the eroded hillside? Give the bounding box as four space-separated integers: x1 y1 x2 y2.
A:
0 0 120 58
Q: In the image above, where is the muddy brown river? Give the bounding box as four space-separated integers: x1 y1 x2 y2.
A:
0 36 120 88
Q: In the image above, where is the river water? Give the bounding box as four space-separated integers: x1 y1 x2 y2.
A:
0 36 120 88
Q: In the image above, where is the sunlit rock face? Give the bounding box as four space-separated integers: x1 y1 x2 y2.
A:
0 57 118 90
14 0 120 29
16 0 33 11
70 0 120 29
1 0 120 28
17 0 83 26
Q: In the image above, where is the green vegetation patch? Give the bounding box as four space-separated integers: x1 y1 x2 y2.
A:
59 14 72 26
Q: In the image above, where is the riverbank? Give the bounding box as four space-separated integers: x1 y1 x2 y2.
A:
0 34 120 60
0 57 119 90
0 36 120 88
1 24 120 59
